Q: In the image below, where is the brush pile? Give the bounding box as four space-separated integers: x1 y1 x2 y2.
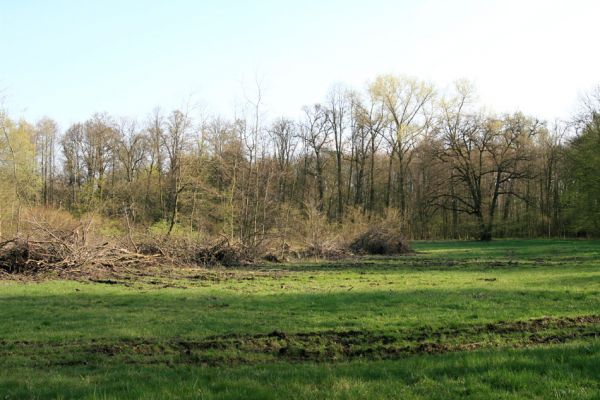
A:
0 205 264 277
349 225 411 255
0 234 255 277
0 230 160 277
135 236 255 267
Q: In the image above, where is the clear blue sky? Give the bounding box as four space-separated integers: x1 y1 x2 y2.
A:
1 0 599 129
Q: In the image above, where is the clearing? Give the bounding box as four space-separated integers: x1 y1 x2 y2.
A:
0 239 599 399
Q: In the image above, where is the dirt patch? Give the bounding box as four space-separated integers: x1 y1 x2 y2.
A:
89 279 132 286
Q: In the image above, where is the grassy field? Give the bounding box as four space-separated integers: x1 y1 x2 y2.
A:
0 239 599 399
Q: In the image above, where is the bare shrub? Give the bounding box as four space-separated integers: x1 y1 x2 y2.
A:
295 205 348 259
338 206 371 243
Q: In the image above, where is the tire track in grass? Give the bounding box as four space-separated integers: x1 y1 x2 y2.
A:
1 315 598 366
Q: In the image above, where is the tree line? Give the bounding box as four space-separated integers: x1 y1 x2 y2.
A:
1 76 599 243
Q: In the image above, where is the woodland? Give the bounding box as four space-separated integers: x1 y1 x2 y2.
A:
1 77 599 256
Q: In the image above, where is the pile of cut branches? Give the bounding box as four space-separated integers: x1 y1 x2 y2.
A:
0 212 162 277
299 242 351 260
129 234 256 268
349 225 411 255
194 239 254 267
0 237 161 276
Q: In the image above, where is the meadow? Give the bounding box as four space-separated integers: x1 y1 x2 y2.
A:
0 239 598 399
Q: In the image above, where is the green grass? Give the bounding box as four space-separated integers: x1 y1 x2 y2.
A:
1 239 599 399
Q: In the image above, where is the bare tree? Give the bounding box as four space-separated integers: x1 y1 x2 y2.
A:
350 92 385 211
83 113 117 201
146 108 166 218
300 104 330 211
269 118 297 202
435 83 537 240
35 117 58 206
325 86 349 221
370 75 435 214
162 109 191 235
114 118 148 221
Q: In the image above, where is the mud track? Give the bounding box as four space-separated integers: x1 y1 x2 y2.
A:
1 315 598 367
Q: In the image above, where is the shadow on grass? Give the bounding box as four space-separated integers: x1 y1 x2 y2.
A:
0 286 598 341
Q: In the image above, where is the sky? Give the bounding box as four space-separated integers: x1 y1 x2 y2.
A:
1 0 599 129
